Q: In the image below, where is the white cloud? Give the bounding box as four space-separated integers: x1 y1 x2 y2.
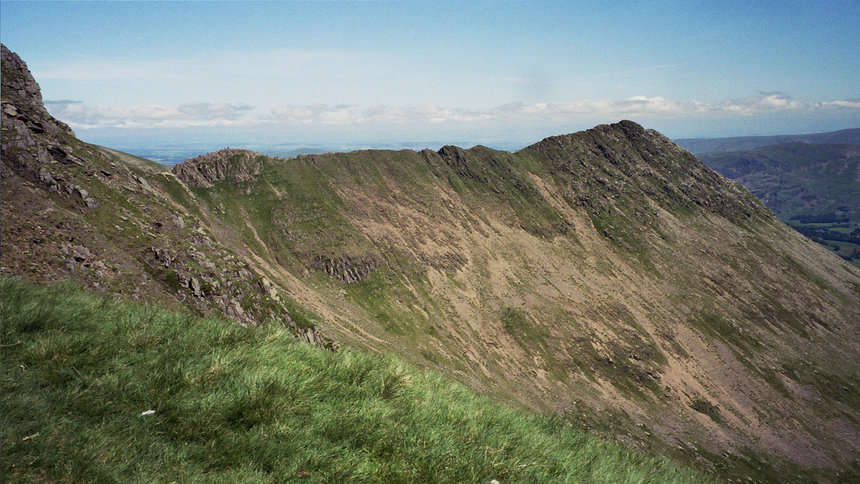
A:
821 99 860 109
717 93 804 114
264 104 494 126
45 102 258 129
486 94 859 121
46 93 860 131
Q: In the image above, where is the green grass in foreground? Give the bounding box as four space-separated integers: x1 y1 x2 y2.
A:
1 277 709 483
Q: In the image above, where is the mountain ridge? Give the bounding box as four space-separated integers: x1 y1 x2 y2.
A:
3 44 859 482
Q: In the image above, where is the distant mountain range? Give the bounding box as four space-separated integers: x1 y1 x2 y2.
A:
676 128 860 154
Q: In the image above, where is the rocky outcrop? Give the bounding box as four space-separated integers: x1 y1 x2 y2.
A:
1 44 101 208
525 120 766 224
172 148 264 187
520 120 769 249
310 254 377 284
147 243 337 350
437 145 486 182
1 44 74 139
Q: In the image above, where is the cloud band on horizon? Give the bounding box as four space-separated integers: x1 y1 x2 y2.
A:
44 93 860 131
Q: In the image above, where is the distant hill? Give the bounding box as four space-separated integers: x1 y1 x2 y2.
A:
677 128 860 154
698 142 860 266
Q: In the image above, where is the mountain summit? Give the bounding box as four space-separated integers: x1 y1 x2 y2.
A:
3 44 859 482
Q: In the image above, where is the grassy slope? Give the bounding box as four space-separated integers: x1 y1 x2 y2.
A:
0 277 707 483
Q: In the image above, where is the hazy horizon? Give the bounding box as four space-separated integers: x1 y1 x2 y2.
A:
87 125 860 167
2 1 858 149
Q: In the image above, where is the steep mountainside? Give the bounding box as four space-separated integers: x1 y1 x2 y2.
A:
677 128 860 154
3 44 859 482
698 142 860 266
0 45 334 348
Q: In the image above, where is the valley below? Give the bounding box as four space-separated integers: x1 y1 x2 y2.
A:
693 140 860 268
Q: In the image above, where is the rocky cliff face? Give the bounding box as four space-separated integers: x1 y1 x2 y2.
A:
527 120 765 222
173 148 264 187
1 44 74 139
1 45 102 208
3 44 859 482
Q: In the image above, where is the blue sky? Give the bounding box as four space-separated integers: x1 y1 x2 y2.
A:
2 0 858 149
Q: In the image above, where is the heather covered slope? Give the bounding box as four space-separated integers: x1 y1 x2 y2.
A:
3 44 860 481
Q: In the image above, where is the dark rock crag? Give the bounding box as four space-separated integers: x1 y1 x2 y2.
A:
1 44 101 208
173 148 264 187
